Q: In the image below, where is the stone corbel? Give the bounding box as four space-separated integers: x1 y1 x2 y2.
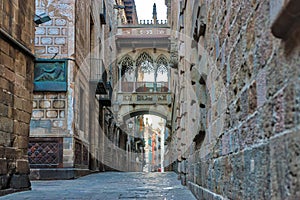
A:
271 0 300 55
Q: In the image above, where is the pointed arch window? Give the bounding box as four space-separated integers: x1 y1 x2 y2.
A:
118 52 171 93
156 55 169 82
136 52 155 82
120 56 135 82
156 55 169 92
119 55 135 92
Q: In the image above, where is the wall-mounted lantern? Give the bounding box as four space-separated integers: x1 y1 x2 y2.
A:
128 121 133 130
34 13 51 25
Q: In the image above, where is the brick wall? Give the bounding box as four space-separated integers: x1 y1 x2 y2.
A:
0 0 35 194
31 0 116 170
31 93 67 135
30 0 76 169
169 0 300 199
35 0 74 58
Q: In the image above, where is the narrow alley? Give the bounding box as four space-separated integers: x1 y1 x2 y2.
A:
0 172 196 200
1 0 300 199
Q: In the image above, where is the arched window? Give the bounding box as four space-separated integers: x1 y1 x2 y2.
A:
136 52 155 82
156 55 168 82
120 55 135 92
156 55 169 92
120 55 135 82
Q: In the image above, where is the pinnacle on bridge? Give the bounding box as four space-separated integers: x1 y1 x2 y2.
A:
152 3 157 24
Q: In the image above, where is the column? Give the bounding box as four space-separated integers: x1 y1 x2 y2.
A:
118 64 122 92
154 62 157 92
168 66 171 92
160 124 165 172
133 62 136 92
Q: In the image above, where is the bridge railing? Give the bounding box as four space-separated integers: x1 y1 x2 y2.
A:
121 81 168 93
117 92 172 105
122 19 168 26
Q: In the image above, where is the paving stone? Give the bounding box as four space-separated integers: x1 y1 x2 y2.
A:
1 172 196 200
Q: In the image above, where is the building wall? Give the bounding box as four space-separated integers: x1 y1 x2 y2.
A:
168 0 300 199
30 0 117 171
35 0 74 58
0 0 35 194
30 0 76 169
74 0 109 170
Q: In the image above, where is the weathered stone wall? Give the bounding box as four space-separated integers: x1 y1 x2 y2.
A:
168 0 300 199
31 0 112 170
30 0 76 169
35 0 75 58
74 0 107 170
0 0 35 194
31 93 67 133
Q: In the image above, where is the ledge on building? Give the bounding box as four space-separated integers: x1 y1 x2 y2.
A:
29 168 95 180
271 0 300 55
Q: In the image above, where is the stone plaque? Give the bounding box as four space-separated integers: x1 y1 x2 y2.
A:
34 59 67 91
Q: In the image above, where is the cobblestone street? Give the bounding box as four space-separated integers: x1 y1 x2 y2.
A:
0 172 196 200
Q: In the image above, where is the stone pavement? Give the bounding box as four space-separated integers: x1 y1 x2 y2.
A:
0 172 196 200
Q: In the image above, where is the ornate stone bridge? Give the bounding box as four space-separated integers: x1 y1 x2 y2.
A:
112 19 174 128
115 91 173 125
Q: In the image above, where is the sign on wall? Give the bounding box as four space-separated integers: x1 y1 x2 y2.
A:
34 59 67 91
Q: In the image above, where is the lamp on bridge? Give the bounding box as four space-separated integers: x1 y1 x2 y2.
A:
128 119 138 138
128 120 133 133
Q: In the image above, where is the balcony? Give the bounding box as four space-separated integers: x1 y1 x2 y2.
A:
96 82 112 107
121 81 168 93
116 80 171 112
125 19 168 26
116 20 171 49
89 58 112 106
117 92 172 106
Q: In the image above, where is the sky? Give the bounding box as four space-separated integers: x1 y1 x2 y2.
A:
135 0 167 21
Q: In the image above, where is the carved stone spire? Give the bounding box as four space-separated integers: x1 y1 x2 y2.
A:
152 3 157 24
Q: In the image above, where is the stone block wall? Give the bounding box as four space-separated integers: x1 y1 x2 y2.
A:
73 0 117 171
35 0 74 58
168 0 300 199
0 0 35 194
30 92 72 167
30 0 76 169
31 93 67 131
31 0 117 171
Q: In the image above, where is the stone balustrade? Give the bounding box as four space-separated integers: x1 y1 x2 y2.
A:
117 92 172 105
125 19 168 25
117 26 170 36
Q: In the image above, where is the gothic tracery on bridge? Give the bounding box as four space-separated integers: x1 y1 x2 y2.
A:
118 51 171 93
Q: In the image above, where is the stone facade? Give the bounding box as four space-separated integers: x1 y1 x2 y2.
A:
30 0 116 173
30 0 77 170
166 0 300 199
0 0 35 194
1 0 299 198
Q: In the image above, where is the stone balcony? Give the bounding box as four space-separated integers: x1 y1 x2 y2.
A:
114 91 173 125
116 81 171 105
117 92 172 105
114 80 173 125
116 20 171 49
89 58 112 106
